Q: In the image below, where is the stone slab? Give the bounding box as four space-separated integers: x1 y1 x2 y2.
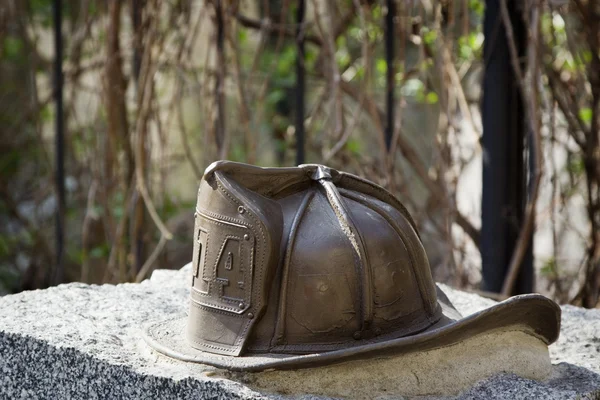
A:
0 264 598 399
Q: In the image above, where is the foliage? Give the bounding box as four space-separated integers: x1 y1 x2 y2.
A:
0 0 598 307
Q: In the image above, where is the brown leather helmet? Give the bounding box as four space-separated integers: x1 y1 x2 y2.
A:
144 161 561 371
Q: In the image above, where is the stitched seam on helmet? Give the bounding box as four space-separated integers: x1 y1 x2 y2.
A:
187 301 249 353
197 207 246 225
215 177 267 350
188 339 235 353
213 184 265 280
191 290 245 312
187 337 236 352
200 229 211 296
190 298 247 316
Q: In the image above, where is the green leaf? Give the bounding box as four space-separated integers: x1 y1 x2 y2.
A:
346 139 362 155
237 29 247 45
579 108 593 124
266 89 285 107
336 48 350 67
0 235 11 258
305 47 317 66
540 257 558 278
29 0 53 27
372 5 382 19
426 92 439 104
90 244 110 259
567 156 585 176
354 65 365 80
468 32 484 51
423 29 437 46
230 143 246 163
0 150 21 176
275 45 296 75
113 205 124 219
67 248 84 265
349 26 363 41
469 0 484 16
3 37 23 61
376 59 387 75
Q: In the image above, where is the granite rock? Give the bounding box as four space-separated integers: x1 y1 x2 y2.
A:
0 264 598 399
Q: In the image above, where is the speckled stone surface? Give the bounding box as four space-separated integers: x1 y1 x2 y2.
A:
0 264 599 399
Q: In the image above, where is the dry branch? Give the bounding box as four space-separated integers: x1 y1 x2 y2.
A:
501 1 543 297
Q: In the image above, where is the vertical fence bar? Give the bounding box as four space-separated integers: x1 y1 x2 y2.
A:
384 0 396 151
215 0 225 154
52 0 65 285
482 0 532 294
295 0 306 165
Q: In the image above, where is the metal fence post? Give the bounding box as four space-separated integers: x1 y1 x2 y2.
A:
52 0 65 286
384 0 396 151
295 0 306 165
481 0 533 294
215 0 225 154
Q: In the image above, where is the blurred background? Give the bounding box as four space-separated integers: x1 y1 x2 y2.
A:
1 0 599 308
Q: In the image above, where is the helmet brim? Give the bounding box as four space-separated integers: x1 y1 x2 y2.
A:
142 285 560 372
